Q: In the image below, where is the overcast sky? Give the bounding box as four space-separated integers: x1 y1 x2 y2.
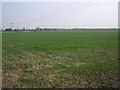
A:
2 0 118 29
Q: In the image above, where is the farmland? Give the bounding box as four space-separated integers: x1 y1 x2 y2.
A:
2 30 119 88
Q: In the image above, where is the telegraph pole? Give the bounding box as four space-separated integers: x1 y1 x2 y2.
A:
118 1 120 30
10 23 14 30
118 1 120 81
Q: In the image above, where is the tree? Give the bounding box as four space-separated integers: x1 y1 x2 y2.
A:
5 28 12 31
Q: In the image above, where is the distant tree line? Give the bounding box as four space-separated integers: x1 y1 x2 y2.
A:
3 27 118 32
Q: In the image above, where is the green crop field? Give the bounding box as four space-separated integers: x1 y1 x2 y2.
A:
2 31 119 88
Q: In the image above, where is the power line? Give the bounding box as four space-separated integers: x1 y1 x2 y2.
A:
50 0 90 15
55 2 101 16
39 1 104 19
17 0 92 24
15 1 113 28
43 0 93 18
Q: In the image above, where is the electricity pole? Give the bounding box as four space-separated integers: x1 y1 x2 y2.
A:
10 23 14 30
118 2 120 28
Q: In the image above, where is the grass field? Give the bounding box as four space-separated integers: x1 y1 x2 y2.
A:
2 31 119 88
